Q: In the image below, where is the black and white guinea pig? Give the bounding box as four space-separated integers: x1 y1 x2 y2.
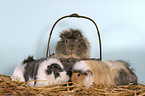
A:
71 60 138 87
11 56 69 86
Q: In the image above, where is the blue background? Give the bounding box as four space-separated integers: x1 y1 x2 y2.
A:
0 0 145 82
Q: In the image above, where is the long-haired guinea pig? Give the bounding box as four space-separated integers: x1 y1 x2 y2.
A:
11 56 69 87
55 29 90 59
71 60 137 87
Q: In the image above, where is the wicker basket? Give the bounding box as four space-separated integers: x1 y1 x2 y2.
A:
0 74 145 95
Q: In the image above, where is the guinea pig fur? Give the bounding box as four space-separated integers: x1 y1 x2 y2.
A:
11 56 69 87
60 58 79 80
55 29 90 59
71 60 138 87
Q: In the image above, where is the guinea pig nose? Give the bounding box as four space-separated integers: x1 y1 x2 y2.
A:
70 48 74 53
70 48 74 51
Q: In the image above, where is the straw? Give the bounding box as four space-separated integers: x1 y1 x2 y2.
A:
0 74 145 96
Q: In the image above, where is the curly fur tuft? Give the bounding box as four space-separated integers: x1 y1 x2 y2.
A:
60 29 83 39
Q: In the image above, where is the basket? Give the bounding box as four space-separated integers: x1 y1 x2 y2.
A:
0 74 145 95
46 13 102 61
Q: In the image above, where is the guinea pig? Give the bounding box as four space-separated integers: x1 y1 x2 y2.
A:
11 56 70 87
55 29 90 59
59 58 79 81
71 60 138 87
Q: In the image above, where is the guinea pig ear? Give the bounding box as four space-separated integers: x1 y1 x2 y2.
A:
71 70 74 73
75 30 83 37
86 70 92 76
60 33 66 39
46 66 52 75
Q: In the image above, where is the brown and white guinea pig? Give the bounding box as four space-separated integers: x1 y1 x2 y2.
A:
71 60 138 87
11 56 69 87
55 29 90 59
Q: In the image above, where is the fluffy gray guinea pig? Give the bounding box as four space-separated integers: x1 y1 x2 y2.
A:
71 60 138 87
11 56 69 87
55 29 90 59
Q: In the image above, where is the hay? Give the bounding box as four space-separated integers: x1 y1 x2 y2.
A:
0 74 145 96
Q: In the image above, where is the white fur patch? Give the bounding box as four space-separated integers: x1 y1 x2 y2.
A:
84 74 93 87
72 61 90 72
11 63 26 82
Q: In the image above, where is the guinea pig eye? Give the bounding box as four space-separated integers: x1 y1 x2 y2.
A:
55 73 60 77
77 74 80 77
65 39 68 43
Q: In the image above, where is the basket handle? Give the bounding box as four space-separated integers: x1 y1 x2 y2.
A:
46 13 102 61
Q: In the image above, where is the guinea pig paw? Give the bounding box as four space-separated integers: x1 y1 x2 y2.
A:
11 76 21 81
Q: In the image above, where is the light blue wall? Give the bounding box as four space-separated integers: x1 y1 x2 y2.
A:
0 0 145 82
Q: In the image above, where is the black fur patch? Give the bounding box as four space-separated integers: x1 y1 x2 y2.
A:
23 56 35 64
73 70 83 73
46 66 52 75
46 63 63 79
114 69 138 86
